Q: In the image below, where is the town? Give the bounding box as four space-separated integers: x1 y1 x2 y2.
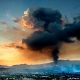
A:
0 73 80 80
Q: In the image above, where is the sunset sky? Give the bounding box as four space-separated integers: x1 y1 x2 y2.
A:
0 0 80 66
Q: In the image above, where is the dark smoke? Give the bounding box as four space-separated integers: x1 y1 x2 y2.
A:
23 31 58 48
32 8 62 30
22 8 80 63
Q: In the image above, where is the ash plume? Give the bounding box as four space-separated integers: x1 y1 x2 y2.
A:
19 8 62 63
32 8 62 30
16 8 80 63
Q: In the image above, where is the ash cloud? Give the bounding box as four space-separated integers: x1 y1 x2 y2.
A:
32 8 62 30
17 8 80 63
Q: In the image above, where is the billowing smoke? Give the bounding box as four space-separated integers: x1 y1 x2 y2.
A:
18 8 62 63
15 8 80 63
32 8 62 30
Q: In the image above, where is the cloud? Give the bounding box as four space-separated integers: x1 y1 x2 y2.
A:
0 42 52 66
21 8 80 63
0 8 80 66
19 8 62 63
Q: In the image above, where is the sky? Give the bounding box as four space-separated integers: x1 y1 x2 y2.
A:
0 0 80 66
0 0 80 20
0 0 80 42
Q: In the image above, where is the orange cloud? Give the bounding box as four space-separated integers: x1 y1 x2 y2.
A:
0 40 80 66
59 41 80 60
0 42 52 66
14 9 34 30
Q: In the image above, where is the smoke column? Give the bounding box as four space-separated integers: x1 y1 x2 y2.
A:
15 8 80 63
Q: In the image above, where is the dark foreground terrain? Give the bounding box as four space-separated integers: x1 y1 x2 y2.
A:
1 61 80 80
0 73 80 80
